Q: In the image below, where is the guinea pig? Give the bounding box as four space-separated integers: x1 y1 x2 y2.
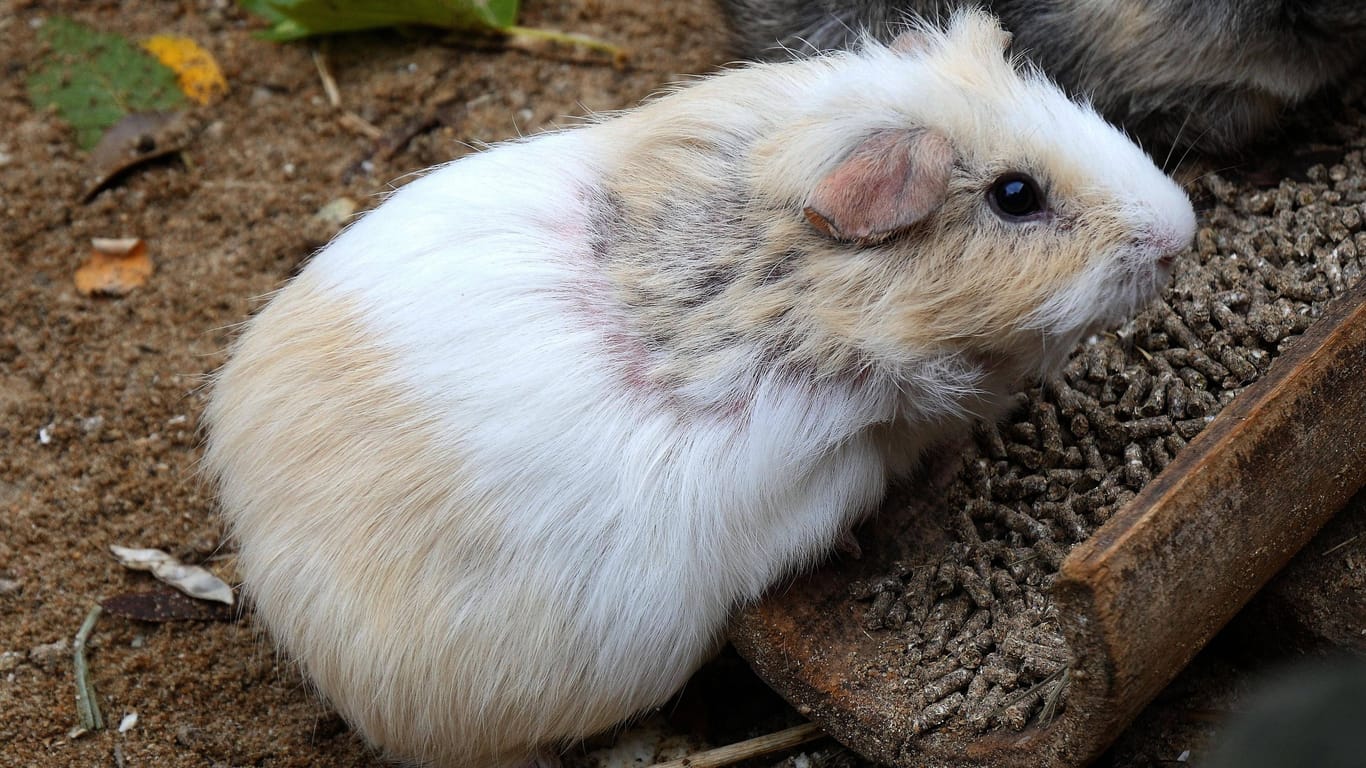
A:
204 10 1194 768
1206 657 1366 768
718 0 1366 156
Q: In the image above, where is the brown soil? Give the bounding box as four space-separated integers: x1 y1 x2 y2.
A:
1 1 727 765
3 2 1363 768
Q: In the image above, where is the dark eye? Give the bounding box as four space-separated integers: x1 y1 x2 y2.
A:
987 173 1046 221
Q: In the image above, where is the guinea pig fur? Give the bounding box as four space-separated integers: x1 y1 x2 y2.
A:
204 10 1194 768
719 0 1366 156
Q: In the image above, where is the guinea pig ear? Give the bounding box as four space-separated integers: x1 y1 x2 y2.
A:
950 8 1013 55
891 19 1010 56
889 28 929 55
804 129 953 244
991 27 1013 53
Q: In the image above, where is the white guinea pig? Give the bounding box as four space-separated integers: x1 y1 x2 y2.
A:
204 10 1194 768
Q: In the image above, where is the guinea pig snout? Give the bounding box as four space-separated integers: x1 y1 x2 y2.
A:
1125 186 1197 273
1155 228 1194 270
1140 215 1196 273
1129 231 1182 271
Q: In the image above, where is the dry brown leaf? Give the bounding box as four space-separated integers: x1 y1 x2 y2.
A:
101 589 236 623
75 238 153 296
82 111 188 202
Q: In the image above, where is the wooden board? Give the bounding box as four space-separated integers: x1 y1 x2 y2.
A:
732 278 1366 767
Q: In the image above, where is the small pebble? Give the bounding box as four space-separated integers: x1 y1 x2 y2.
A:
28 640 67 669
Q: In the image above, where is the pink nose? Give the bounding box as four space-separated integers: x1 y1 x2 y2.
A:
1153 228 1191 269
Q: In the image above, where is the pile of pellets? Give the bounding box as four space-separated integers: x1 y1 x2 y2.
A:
849 137 1366 738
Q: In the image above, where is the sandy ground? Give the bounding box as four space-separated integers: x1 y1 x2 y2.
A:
2 1 1363 767
1 1 730 765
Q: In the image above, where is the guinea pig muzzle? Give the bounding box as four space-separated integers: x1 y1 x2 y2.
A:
1150 227 1193 272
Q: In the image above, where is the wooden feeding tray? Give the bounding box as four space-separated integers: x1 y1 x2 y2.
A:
732 279 1366 767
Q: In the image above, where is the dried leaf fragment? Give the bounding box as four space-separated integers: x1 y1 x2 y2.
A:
101 589 236 623
75 238 153 296
109 545 234 605
83 111 189 202
141 36 228 105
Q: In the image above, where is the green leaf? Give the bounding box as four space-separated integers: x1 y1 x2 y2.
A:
238 0 520 41
26 17 187 149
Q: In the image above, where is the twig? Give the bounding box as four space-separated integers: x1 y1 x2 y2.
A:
314 47 383 143
1322 533 1360 558
990 665 1067 718
445 27 629 68
1037 667 1070 725
311 49 342 108
338 112 384 140
73 605 104 732
646 722 826 768
504 25 628 67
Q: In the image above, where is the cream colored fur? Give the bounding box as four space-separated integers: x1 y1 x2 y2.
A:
204 10 1193 767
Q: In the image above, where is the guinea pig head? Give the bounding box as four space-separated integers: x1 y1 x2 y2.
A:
757 9 1197 382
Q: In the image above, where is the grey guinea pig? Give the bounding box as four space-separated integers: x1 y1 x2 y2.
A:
1206 657 1366 768
204 10 1193 768
719 0 1366 156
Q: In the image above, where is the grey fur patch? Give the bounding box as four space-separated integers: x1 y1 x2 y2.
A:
719 0 1366 155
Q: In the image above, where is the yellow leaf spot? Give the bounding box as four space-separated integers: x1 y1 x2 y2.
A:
141 35 228 106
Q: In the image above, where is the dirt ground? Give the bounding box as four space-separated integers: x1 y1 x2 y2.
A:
1 1 1363 768
2 1 729 765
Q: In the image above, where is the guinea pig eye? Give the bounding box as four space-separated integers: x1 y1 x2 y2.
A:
987 173 1046 221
